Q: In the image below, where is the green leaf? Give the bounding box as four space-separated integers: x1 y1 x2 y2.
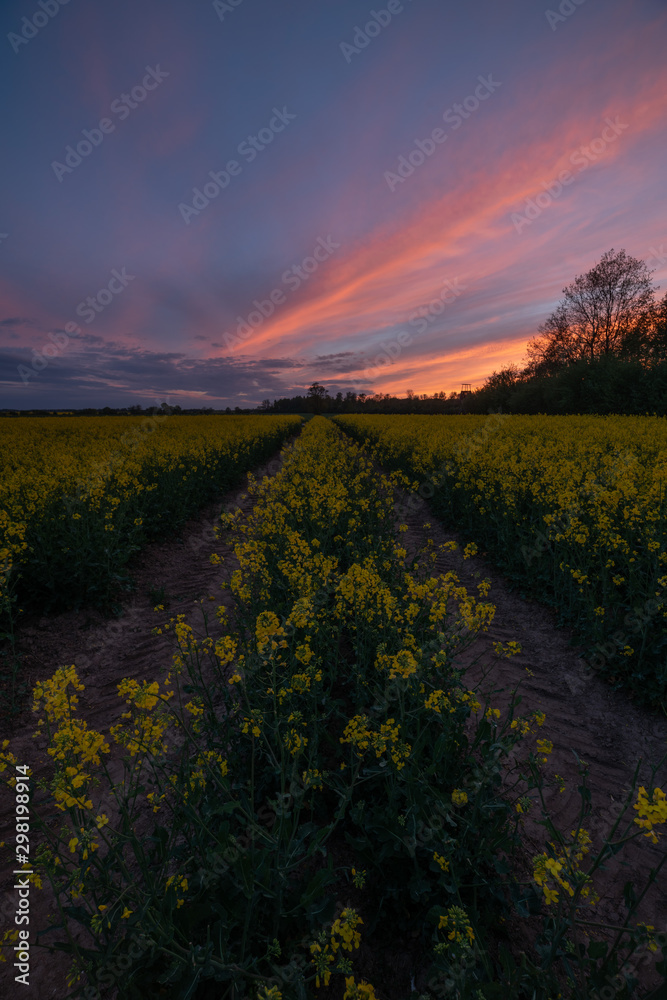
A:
587 940 608 960
497 942 516 977
623 879 637 910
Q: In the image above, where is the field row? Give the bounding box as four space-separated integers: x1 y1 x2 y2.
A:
0 415 301 613
334 414 667 706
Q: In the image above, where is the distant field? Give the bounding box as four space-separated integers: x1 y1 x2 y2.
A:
0 414 301 612
335 413 667 706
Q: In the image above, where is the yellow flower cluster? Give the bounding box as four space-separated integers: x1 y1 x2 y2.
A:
165 874 189 909
32 665 110 811
68 825 100 861
241 713 263 738
425 690 456 715
257 987 283 1000
283 711 308 757
633 786 667 843
33 663 85 723
510 709 546 737
111 676 173 757
493 640 522 658
438 905 475 947
375 648 419 680
310 908 363 988
532 828 597 907
532 854 575 906
180 750 230 802
302 768 325 790
343 977 378 1000
256 611 289 656
340 715 411 770
215 634 237 666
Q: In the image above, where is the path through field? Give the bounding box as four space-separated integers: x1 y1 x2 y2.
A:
1 431 666 998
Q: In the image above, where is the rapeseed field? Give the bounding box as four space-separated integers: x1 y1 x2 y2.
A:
2 418 665 999
335 415 667 706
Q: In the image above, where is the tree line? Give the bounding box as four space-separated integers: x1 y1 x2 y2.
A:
469 248 667 415
268 249 667 416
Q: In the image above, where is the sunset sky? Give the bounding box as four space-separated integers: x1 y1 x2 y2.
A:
1 0 666 408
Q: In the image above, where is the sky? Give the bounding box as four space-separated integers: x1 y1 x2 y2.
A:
1 0 666 409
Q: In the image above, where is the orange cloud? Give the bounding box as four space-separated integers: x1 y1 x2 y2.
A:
225 33 667 395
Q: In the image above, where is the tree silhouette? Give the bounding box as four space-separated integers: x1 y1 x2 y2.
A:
526 249 657 374
306 382 328 414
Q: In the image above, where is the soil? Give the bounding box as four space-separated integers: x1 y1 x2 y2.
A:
1 440 666 999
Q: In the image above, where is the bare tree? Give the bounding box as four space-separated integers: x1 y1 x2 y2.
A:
526 249 657 372
526 303 579 375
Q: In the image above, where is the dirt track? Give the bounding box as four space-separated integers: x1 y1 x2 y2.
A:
1 439 666 998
